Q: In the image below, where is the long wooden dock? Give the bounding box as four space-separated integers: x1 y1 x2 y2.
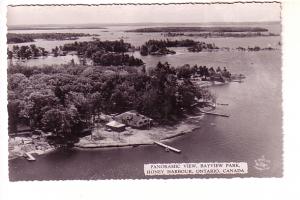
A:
154 141 181 153
217 103 229 106
200 110 229 117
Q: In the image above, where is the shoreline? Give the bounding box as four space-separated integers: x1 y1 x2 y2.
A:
9 114 206 161
74 114 205 150
73 126 200 150
74 126 199 150
9 80 224 160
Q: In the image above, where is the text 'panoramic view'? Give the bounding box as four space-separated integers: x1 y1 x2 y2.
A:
7 3 282 181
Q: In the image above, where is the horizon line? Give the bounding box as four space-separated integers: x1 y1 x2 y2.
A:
8 21 281 27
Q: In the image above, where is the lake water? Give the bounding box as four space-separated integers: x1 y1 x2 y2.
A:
8 23 282 180
8 23 281 67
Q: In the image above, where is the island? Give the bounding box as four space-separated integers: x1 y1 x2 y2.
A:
126 26 269 33
163 32 279 38
7 33 99 44
140 39 219 55
8 57 245 160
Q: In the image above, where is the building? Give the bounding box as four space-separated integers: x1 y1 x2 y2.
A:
106 120 126 132
114 110 153 129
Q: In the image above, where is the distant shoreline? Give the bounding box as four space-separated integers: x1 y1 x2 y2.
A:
8 27 107 31
126 26 269 33
7 21 280 28
7 21 280 31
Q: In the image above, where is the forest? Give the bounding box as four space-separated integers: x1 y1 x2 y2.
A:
7 62 212 144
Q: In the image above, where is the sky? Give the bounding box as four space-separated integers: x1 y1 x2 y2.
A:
7 3 281 26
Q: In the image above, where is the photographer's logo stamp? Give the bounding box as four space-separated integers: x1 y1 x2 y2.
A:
254 155 271 171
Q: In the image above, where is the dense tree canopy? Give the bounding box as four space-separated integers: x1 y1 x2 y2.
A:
7 61 213 143
56 39 143 66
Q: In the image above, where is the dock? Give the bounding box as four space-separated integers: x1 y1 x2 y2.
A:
154 141 181 153
24 152 36 161
200 110 229 117
231 80 243 83
217 103 229 106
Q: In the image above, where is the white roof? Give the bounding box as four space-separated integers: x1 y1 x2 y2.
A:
106 120 125 128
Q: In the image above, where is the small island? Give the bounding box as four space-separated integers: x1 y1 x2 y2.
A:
7 33 99 44
140 39 219 55
163 31 279 38
57 39 143 66
236 46 276 51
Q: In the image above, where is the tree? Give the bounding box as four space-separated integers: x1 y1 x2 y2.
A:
68 92 91 124
52 46 59 57
140 45 148 56
90 92 104 117
39 47 48 56
26 91 59 129
30 44 40 57
7 48 13 59
18 45 31 59
178 80 197 111
147 62 178 119
176 64 192 79
91 50 105 65
7 100 21 133
8 73 30 92
12 45 19 53
41 106 79 138
54 86 66 105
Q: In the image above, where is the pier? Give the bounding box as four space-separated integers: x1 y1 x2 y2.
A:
154 141 181 153
200 110 229 117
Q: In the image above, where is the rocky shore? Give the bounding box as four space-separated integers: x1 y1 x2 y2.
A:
9 135 55 160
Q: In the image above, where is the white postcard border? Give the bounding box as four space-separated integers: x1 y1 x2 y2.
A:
1 0 300 200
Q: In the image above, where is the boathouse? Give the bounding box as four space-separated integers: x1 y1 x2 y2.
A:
114 110 153 129
106 120 126 132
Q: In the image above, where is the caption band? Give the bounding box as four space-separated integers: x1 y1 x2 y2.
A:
144 162 248 176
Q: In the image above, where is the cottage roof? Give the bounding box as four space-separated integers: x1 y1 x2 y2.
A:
115 110 153 128
106 120 125 128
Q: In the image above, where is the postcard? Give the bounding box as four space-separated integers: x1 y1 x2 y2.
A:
4 1 284 182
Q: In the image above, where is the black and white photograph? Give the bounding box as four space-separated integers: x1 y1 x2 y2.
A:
5 2 283 181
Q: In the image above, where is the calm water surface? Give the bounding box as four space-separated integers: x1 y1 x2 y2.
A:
8 23 281 66
9 23 282 180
